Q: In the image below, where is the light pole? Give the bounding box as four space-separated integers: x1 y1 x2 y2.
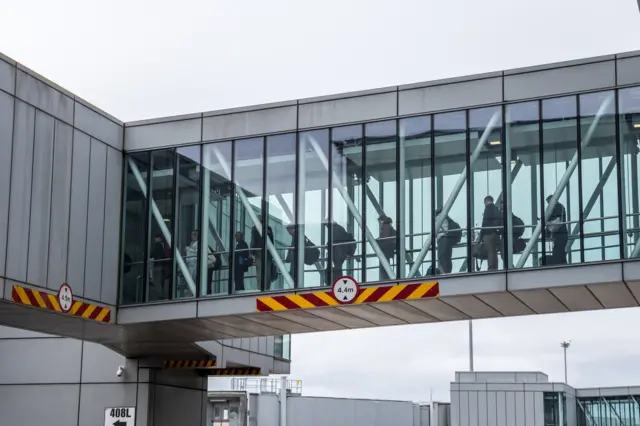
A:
469 320 474 372
561 341 571 383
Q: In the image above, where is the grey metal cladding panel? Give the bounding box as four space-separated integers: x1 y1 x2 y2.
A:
80 341 138 383
6 100 35 282
0 384 79 425
0 59 15 94
534 392 544 426
399 78 502 116
202 106 296 141
515 391 525 426
617 56 640 86
0 337 82 383
524 392 535 426
74 101 123 150
153 385 205 426
504 61 615 101
78 383 138 426
15 69 73 124
101 147 122 305
47 120 73 289
450 391 460 426
125 117 201 150
298 92 396 129
27 110 55 287
67 130 91 296
459 391 469 426
0 92 14 276
478 391 488 426
84 139 107 301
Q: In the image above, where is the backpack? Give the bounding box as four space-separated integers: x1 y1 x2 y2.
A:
513 238 526 254
512 215 525 239
303 238 320 265
447 218 462 244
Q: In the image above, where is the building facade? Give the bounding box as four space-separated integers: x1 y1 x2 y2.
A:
207 373 640 426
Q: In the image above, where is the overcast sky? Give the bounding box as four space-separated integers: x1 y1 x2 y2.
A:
2 0 640 403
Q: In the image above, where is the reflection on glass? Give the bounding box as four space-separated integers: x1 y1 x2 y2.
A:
579 91 619 262
542 96 579 266
433 111 467 275
299 130 330 288
148 150 175 301
331 125 363 283
619 87 640 259
266 134 296 290
506 101 542 269
469 106 503 272
202 142 233 296
578 396 640 426
364 120 397 282
399 116 432 278
234 138 265 293
175 146 201 299
121 152 150 304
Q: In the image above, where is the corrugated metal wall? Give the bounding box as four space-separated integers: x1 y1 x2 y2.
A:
0 57 124 307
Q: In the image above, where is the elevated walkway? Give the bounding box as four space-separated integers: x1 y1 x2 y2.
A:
3 260 639 361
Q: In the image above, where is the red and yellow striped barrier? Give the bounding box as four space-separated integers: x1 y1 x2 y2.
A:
256 281 439 312
11 285 111 323
163 360 217 369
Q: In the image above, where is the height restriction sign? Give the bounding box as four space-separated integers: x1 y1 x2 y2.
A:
331 276 359 304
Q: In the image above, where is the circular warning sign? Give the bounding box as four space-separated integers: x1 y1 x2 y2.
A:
58 283 73 313
331 276 360 304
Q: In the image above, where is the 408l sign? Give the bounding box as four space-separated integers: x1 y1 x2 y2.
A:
104 407 135 426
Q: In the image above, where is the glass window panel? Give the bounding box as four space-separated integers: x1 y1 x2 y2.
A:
202 142 233 296
619 87 640 259
298 129 330 288
579 91 619 262
542 96 579 266
434 111 468 275
148 149 175 302
469 106 504 272
399 116 432 279
121 152 150 305
234 137 265 293
364 120 398 282
266 133 296 290
175 146 201 299
506 101 542 269
331 125 364 283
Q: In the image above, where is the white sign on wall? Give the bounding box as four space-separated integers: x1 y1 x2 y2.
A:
104 407 136 426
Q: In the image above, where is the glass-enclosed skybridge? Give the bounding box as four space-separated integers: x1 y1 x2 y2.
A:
115 69 640 351
2 49 640 360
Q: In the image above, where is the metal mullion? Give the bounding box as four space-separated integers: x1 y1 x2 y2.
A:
361 124 367 282
501 104 509 270
577 96 585 263
144 152 154 302
260 136 268 292
465 110 472 272
119 154 130 304
396 118 402 278
430 114 436 274
228 142 236 295
327 130 333 287
197 144 205 297
599 157 605 260
171 149 179 300
614 89 626 260
539 100 547 266
294 131 301 289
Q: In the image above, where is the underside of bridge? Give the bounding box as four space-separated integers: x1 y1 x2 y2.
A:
2 260 639 361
